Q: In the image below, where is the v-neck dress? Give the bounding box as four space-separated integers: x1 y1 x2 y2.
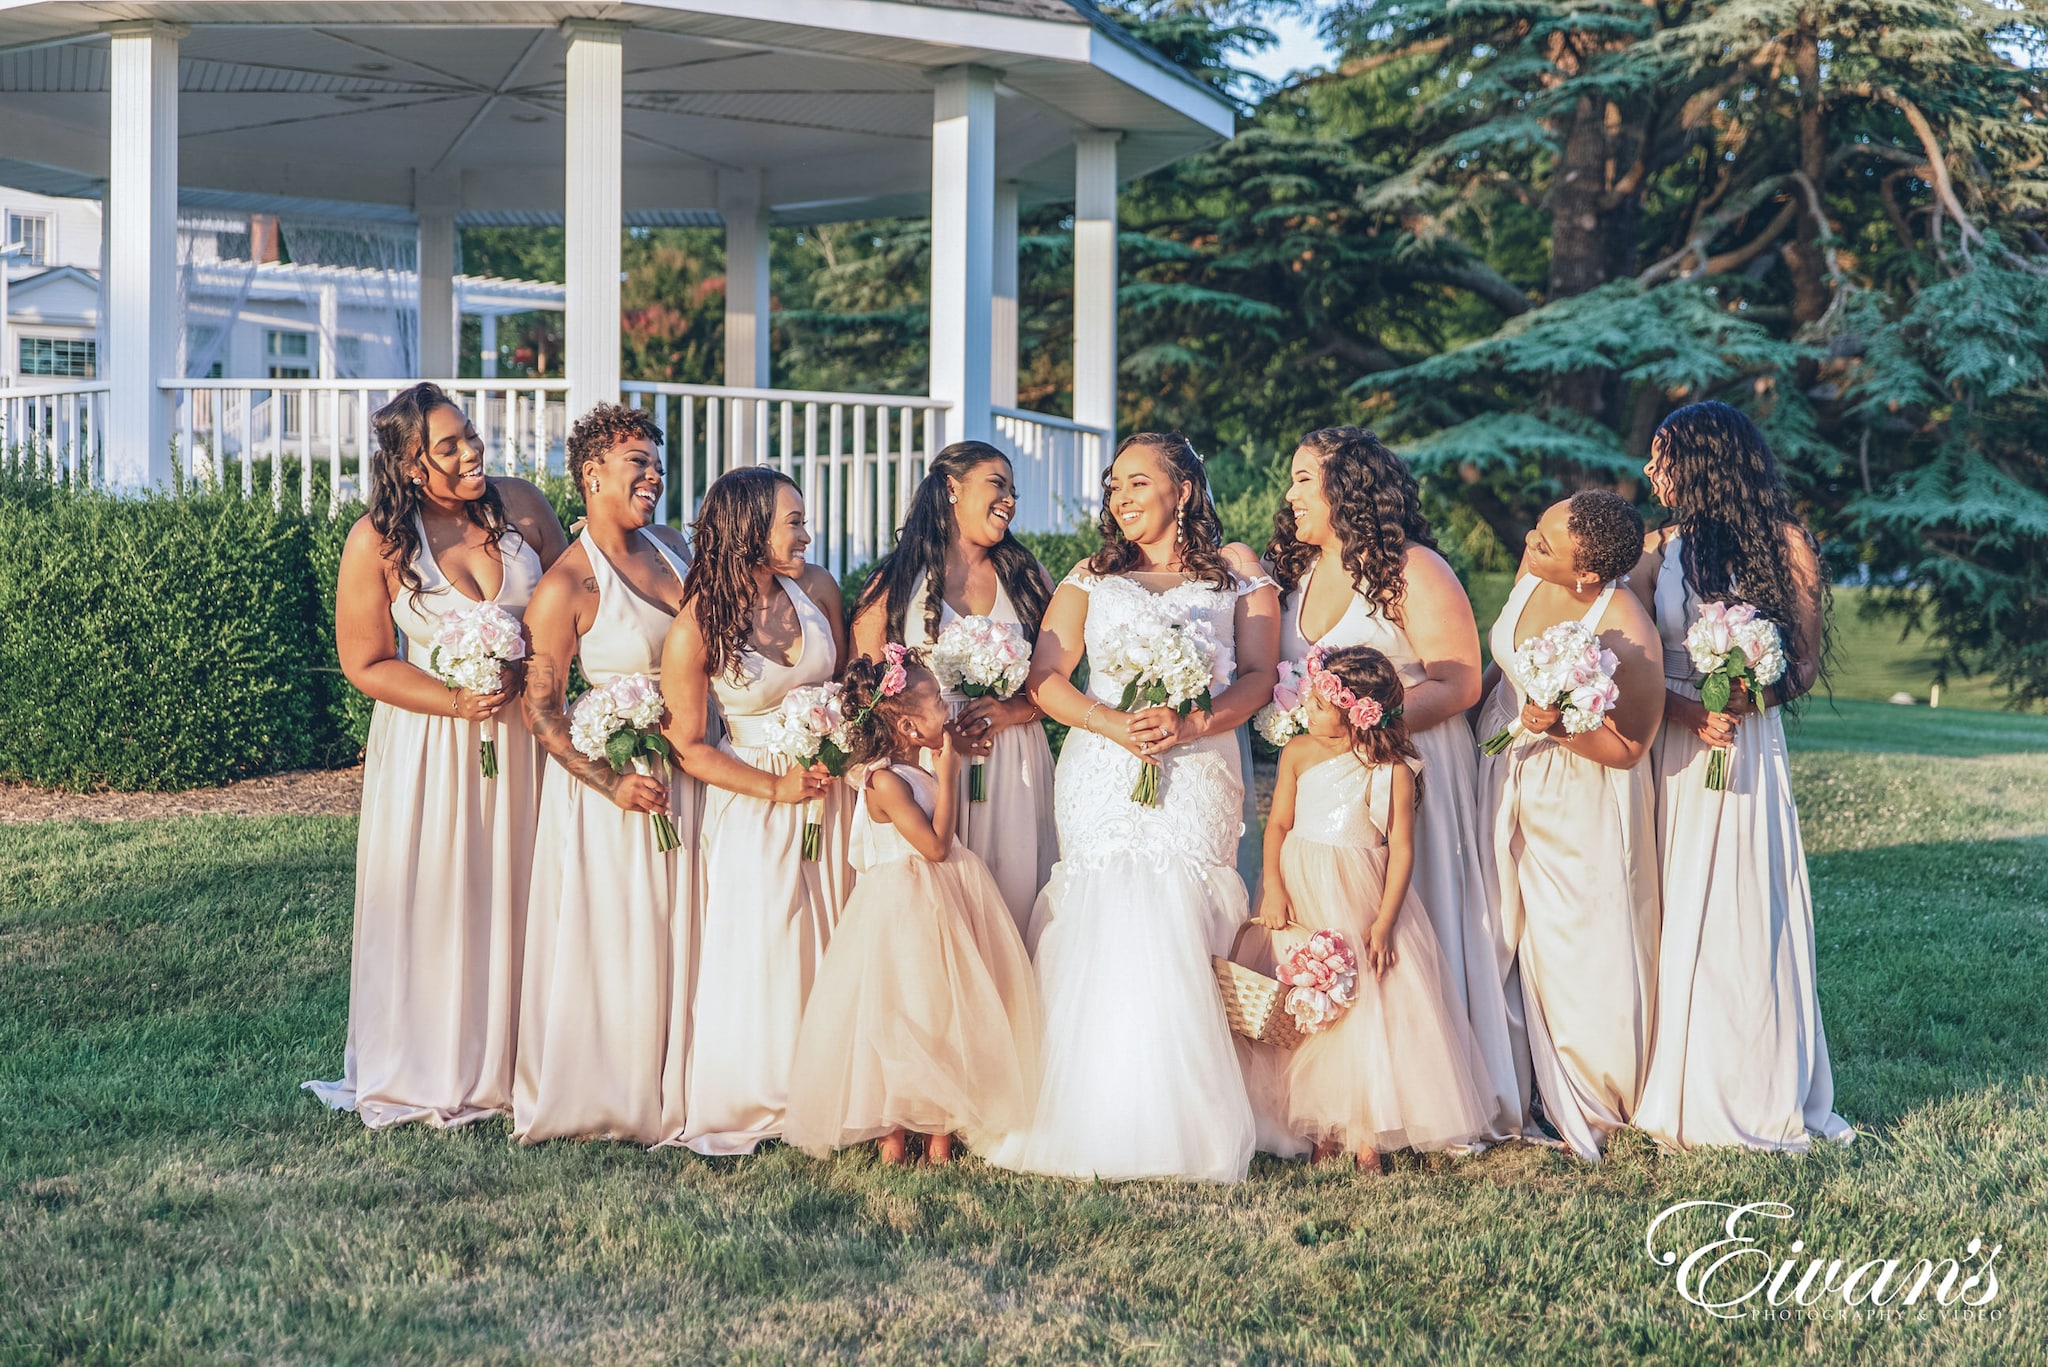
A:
515 529 703 1145
899 570 1058 937
305 518 545 1129
678 575 853 1155
1476 574 1660 1161
1279 563 1526 1142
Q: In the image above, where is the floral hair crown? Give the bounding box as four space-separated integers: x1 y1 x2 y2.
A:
1305 646 1403 732
849 642 913 727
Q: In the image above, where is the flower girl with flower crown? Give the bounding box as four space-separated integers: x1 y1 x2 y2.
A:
1255 645 1493 1170
784 646 1043 1166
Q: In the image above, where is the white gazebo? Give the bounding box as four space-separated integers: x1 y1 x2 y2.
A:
0 0 1233 567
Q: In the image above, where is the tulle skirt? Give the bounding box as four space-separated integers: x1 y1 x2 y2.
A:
1278 836 1493 1154
785 847 1041 1156
984 853 1257 1183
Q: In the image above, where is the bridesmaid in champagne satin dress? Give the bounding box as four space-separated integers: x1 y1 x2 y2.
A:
310 383 567 1128
848 441 1057 936
662 468 848 1155
1630 402 1852 1150
515 405 701 1145
1268 427 1526 1142
1476 492 1663 1161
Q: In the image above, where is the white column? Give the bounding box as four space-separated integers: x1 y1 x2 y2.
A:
480 312 498 379
563 20 624 419
1072 131 1121 441
719 169 770 390
317 284 339 379
104 21 184 487
414 173 459 378
927 66 996 445
991 179 1019 409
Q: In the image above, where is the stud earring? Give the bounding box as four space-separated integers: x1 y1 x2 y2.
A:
948 494 958 505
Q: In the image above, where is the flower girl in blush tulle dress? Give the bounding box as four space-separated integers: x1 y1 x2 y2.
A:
1255 645 1493 1170
784 647 1043 1166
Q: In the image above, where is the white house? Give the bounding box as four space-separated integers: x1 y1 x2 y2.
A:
2 186 565 385
0 1 1236 565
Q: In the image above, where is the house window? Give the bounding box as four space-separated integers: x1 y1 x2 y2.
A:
6 213 49 266
186 326 225 379
266 329 312 380
19 336 96 377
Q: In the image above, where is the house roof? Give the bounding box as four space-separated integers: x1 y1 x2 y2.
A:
0 0 1236 227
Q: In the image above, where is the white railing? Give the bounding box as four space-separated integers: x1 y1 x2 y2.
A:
14 380 1107 581
621 382 951 578
992 406 1108 533
0 382 108 485
166 379 572 512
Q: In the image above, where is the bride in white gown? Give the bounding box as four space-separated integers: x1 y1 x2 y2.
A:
985 433 1280 1183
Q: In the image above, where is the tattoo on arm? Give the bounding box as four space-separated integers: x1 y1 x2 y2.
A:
522 656 626 796
583 577 600 593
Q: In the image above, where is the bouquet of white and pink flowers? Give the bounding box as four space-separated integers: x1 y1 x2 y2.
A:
1685 601 1789 790
426 600 528 778
1252 658 1309 749
928 614 1034 802
1277 930 1360 1035
763 682 854 860
1480 620 1621 755
1096 611 1218 806
569 673 678 852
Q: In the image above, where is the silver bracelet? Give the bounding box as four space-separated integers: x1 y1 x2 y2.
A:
1081 701 1105 735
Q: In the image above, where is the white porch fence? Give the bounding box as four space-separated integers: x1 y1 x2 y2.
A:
0 379 1105 576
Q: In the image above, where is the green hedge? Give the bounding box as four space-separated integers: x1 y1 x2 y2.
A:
0 473 346 790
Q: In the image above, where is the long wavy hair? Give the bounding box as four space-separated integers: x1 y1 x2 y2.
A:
853 442 1052 646
682 467 797 682
1654 401 1828 702
1316 645 1423 805
1267 427 1438 624
368 382 508 598
1085 432 1235 591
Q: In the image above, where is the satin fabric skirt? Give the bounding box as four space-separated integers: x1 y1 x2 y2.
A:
305 702 541 1128
1410 713 1528 1141
1486 733 1661 1161
677 739 853 1155
1636 700 1852 1150
513 758 702 1145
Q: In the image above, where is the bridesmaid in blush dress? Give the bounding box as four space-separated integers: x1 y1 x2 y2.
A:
1630 402 1851 1150
848 440 1057 936
661 467 847 1155
515 403 699 1145
1476 491 1663 1162
309 382 568 1128
1266 426 1526 1142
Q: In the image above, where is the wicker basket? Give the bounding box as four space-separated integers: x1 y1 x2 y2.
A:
1213 921 1305 1050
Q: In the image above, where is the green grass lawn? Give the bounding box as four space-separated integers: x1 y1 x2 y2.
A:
3 704 2044 1362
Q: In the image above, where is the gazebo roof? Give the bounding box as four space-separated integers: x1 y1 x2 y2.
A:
0 0 1237 225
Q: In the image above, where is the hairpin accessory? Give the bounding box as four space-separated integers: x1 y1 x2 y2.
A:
1304 646 1402 732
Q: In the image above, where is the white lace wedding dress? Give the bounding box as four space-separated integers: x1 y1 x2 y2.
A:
984 567 1262 1183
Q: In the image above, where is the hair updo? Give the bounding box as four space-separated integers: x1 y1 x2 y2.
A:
567 402 664 496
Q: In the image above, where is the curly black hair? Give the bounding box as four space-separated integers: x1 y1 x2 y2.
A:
1085 433 1236 592
1266 427 1439 623
1566 490 1646 585
1654 401 1828 701
567 402 664 496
